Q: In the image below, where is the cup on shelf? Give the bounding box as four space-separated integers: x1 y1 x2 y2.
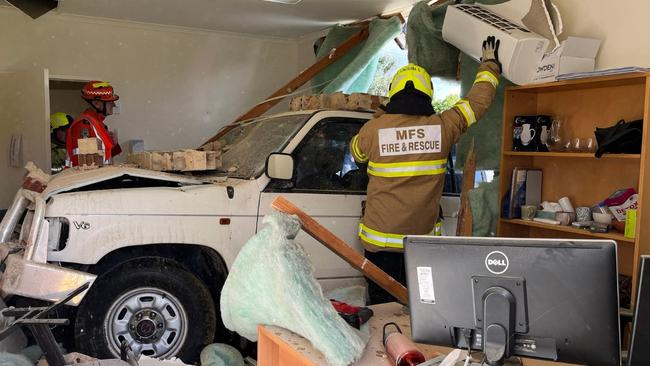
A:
556 212 573 226
593 212 613 226
571 137 583 152
548 118 566 152
558 197 575 213
521 205 538 221
585 137 597 153
576 206 592 222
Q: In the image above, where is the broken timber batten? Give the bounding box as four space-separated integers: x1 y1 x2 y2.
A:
271 195 409 304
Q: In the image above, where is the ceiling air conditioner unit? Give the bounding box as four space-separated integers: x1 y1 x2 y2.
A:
442 4 549 85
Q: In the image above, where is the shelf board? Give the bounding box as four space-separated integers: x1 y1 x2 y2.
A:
500 218 635 243
503 151 641 159
506 72 650 93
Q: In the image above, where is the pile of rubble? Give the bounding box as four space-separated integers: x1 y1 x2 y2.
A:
126 148 222 172
289 92 388 112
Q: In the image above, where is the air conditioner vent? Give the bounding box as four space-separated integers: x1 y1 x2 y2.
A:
456 4 530 34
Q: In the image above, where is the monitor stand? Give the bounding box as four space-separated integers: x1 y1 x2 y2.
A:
424 352 522 366
482 286 516 366
464 357 523 366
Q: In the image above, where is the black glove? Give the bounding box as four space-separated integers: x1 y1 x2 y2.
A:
481 35 502 73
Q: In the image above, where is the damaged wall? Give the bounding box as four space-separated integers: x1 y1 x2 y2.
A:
553 0 650 69
295 1 650 79
0 6 299 151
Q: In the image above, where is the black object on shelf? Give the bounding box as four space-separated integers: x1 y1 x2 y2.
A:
595 119 643 158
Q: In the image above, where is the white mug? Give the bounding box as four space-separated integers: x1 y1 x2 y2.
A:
521 124 536 146
559 197 575 213
540 125 549 144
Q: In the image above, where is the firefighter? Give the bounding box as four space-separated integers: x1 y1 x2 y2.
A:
66 81 122 167
50 112 73 173
350 36 502 304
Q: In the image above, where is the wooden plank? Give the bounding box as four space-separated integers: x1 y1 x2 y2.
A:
506 72 648 93
258 302 577 366
271 196 408 304
501 219 635 243
632 75 650 305
456 139 476 236
257 326 320 366
202 26 370 145
503 151 641 159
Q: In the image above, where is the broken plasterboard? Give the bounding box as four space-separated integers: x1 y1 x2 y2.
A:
483 0 563 51
532 37 601 83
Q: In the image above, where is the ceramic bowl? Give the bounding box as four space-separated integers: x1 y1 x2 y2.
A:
592 213 613 226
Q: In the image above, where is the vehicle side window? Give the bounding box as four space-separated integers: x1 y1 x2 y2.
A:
291 118 368 192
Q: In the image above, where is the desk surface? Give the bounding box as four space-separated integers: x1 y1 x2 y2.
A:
258 302 577 366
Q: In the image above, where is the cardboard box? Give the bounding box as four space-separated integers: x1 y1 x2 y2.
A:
532 37 601 83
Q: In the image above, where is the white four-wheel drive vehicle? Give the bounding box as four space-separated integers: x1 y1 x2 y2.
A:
0 110 458 362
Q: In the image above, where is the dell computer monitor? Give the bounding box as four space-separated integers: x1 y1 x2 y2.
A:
404 236 620 366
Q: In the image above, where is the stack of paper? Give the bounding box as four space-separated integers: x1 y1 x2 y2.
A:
558 67 650 80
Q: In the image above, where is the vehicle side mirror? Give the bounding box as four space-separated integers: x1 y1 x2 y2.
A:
265 153 294 181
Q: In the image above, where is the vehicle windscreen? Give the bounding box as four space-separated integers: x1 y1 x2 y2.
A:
217 114 310 179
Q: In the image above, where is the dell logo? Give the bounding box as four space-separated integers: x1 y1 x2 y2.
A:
485 251 509 274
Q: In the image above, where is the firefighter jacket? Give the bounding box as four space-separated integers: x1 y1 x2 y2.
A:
51 139 67 173
66 109 122 167
350 61 500 252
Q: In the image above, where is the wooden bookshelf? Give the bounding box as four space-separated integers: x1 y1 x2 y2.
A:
500 219 635 243
496 72 650 306
503 151 641 159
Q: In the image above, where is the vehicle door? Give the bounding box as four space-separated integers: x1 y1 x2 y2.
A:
258 113 369 288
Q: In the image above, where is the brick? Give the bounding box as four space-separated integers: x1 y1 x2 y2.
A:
77 138 102 154
329 92 348 109
206 151 222 170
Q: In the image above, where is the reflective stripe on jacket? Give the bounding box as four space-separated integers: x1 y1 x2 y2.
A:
351 61 500 251
367 159 447 177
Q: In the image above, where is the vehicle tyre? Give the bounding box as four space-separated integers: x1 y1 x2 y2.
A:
75 257 216 362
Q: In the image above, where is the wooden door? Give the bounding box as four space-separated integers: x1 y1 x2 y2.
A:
0 69 50 208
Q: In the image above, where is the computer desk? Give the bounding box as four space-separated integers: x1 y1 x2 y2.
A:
257 302 578 366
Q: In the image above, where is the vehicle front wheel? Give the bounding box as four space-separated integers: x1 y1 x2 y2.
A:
75 257 216 362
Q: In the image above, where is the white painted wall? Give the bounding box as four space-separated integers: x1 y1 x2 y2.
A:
0 6 299 152
553 0 650 69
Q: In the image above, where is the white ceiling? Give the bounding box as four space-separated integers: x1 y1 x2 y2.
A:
37 0 418 39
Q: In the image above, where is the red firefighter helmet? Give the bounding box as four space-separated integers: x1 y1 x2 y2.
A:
81 81 119 102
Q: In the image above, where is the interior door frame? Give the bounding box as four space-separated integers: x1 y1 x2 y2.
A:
47 73 103 170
